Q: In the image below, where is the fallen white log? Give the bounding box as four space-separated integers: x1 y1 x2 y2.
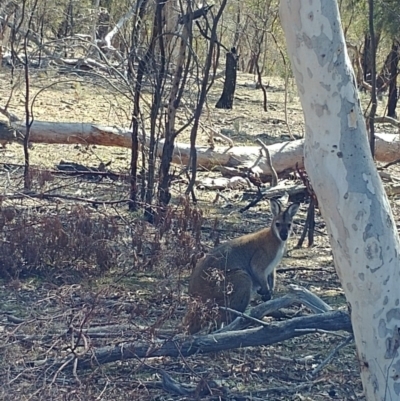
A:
374 133 400 162
5 120 400 178
8 120 304 177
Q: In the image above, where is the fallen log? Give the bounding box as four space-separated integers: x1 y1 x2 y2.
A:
3 120 400 178
29 285 351 372
35 310 350 372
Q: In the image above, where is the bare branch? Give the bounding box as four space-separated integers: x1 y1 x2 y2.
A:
32 310 351 372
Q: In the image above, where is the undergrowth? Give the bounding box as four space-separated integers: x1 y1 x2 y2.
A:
0 198 205 284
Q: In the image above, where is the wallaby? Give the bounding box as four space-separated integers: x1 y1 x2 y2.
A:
185 199 300 334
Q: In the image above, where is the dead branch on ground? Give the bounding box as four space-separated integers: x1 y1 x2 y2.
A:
39 310 350 372
27 285 351 373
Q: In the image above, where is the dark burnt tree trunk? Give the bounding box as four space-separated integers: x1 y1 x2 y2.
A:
96 9 110 41
56 0 74 57
376 45 396 94
144 0 166 221
129 58 145 212
368 0 377 157
387 40 399 118
362 32 381 88
362 34 372 83
377 53 390 93
247 53 256 74
215 48 239 109
158 22 192 207
127 0 149 82
128 0 153 212
186 0 229 196
56 0 73 39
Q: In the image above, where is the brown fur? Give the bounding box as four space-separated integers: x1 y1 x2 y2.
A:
185 200 299 334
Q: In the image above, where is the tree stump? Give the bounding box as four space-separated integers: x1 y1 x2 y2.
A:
215 48 239 109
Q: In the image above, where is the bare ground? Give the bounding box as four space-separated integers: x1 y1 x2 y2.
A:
0 66 399 400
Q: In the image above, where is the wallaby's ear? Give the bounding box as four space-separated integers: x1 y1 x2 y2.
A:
287 203 300 218
270 199 282 217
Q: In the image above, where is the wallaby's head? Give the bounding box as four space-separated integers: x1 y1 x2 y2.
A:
270 199 299 241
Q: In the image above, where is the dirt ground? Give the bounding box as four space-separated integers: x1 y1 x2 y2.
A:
0 65 399 400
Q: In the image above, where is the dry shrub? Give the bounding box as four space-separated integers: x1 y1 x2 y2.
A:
0 205 121 280
183 296 221 334
0 196 205 284
159 197 204 271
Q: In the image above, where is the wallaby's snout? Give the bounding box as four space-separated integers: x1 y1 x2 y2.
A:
277 226 289 241
185 198 300 334
272 202 298 241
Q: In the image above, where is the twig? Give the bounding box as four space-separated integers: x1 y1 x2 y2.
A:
311 335 354 376
296 165 318 247
6 314 26 324
72 357 82 386
239 190 264 213
216 306 269 330
212 192 231 204
160 370 193 396
295 328 349 338
375 115 400 128
50 355 76 385
297 197 316 248
240 183 307 213
207 126 234 148
0 106 19 123
278 266 328 272
274 354 318 363
256 138 278 187
382 158 400 169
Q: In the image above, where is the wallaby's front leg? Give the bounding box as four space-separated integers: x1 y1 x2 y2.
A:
267 270 275 295
251 269 269 301
256 269 276 301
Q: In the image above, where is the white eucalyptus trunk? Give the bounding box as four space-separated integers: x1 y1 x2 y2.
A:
279 1 400 400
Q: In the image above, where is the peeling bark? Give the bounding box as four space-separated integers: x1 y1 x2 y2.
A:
280 2 400 400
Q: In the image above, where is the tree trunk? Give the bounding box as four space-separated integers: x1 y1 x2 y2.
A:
215 49 239 109
159 19 191 207
368 0 377 157
387 40 399 118
128 0 160 212
185 0 229 197
247 52 256 74
56 0 73 39
163 0 179 63
127 0 149 80
280 2 400 400
144 0 166 219
362 34 373 85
